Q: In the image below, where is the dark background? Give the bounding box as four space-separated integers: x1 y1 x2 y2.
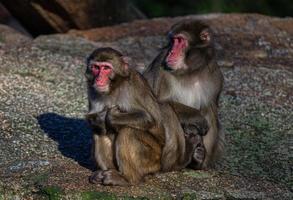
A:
0 0 292 36
131 0 293 17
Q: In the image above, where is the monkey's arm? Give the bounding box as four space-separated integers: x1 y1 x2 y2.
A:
168 101 208 136
106 107 154 131
85 112 107 134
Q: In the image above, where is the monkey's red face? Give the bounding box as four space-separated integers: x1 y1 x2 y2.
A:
90 61 113 92
166 34 188 70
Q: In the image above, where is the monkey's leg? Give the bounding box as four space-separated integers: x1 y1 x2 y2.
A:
202 124 217 168
159 103 186 171
102 128 162 186
202 106 224 168
90 134 115 184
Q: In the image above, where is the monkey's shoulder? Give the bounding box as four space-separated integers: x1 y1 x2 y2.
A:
127 70 153 90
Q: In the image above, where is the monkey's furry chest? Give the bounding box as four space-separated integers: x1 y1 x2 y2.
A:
169 79 211 109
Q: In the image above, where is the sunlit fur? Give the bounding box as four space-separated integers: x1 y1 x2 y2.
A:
86 48 204 185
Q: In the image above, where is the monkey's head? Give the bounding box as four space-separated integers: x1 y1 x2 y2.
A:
165 20 214 73
85 47 129 94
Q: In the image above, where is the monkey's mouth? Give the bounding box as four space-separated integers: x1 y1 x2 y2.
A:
94 77 110 92
95 84 109 93
166 50 181 65
166 50 184 70
165 54 184 71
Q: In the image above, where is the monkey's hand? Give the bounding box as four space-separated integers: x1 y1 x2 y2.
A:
108 106 122 116
86 113 101 124
106 106 123 130
106 106 122 122
85 113 106 134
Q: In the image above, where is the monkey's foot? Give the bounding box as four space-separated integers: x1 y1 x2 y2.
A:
89 170 104 184
102 169 129 186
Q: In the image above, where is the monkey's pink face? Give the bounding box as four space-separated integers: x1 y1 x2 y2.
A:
90 61 113 92
166 34 188 70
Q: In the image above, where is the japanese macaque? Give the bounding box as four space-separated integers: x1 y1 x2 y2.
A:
85 47 208 186
144 20 225 168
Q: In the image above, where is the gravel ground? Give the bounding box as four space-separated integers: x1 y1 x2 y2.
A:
0 14 292 199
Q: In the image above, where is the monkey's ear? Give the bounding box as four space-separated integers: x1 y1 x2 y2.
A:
198 28 212 47
120 56 130 76
121 56 131 66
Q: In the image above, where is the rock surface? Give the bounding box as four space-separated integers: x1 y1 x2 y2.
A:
1 0 143 36
0 14 292 199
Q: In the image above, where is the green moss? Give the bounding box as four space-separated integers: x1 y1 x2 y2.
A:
181 192 197 200
40 186 63 200
80 192 116 200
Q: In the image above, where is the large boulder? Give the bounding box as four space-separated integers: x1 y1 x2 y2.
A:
0 14 292 199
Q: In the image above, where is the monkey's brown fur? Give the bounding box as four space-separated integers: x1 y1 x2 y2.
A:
144 20 225 168
85 48 206 185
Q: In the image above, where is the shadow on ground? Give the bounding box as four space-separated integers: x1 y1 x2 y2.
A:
37 113 94 170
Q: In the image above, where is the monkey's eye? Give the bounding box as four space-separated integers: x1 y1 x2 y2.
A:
103 65 111 70
174 36 184 43
91 64 100 70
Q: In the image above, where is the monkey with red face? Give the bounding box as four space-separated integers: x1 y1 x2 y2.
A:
144 20 224 168
85 47 208 185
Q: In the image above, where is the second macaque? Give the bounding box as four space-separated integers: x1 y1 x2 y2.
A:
144 20 225 168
